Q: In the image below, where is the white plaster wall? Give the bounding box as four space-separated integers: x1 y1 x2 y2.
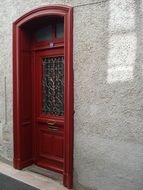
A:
0 0 143 190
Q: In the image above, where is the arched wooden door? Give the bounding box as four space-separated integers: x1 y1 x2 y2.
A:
13 6 73 189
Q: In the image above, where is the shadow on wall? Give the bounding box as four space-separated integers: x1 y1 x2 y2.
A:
74 0 143 190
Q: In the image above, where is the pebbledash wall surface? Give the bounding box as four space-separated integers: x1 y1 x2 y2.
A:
0 0 143 190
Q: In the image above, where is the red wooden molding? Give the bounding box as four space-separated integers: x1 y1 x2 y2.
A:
13 5 73 189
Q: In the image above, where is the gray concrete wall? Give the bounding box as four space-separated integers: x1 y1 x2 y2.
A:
0 0 143 190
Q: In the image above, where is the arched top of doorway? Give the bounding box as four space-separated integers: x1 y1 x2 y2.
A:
13 4 73 60
13 5 73 27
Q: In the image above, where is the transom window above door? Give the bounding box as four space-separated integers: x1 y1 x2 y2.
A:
34 18 64 42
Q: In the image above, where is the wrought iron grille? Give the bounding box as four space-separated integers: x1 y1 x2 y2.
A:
42 56 64 116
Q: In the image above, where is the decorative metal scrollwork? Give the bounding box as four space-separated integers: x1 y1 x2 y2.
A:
42 56 64 116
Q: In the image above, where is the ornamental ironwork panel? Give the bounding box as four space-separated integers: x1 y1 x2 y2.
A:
42 56 64 116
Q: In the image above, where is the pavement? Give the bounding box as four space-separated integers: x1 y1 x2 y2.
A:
0 162 68 190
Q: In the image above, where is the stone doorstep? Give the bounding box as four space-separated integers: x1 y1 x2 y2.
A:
24 165 63 184
0 161 68 190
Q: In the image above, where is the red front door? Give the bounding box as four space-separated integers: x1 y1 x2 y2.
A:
33 47 64 173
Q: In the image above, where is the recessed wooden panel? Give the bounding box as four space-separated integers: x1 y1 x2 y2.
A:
21 125 33 160
39 128 64 160
52 135 63 158
39 131 53 155
20 51 32 121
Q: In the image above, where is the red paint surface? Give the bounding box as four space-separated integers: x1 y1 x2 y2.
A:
13 5 73 189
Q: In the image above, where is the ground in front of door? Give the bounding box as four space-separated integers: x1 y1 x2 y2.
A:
0 162 69 190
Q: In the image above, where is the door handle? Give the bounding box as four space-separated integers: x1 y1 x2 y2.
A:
47 121 58 131
48 121 56 126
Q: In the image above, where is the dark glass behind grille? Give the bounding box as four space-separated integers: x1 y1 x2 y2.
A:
42 56 64 116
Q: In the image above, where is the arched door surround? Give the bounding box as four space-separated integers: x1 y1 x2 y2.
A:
13 5 73 189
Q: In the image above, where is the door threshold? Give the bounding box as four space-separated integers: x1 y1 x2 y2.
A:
0 162 68 190
24 164 63 184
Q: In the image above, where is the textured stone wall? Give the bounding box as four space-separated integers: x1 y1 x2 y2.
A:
1 0 143 190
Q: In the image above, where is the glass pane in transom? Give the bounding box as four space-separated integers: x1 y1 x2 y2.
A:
35 25 52 42
56 23 64 38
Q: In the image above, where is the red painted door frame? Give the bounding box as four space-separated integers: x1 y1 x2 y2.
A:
13 5 73 188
